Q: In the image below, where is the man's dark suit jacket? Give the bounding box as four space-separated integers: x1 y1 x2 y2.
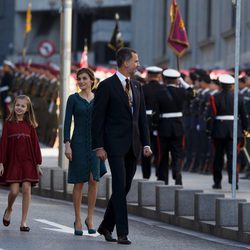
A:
92 74 150 157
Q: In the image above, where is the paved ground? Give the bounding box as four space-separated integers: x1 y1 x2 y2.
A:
0 189 250 250
0 147 250 249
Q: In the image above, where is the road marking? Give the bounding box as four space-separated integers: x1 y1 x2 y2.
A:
35 219 99 237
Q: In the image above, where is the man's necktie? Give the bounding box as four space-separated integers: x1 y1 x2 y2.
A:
125 78 133 107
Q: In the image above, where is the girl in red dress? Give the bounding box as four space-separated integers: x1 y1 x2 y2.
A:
0 95 42 232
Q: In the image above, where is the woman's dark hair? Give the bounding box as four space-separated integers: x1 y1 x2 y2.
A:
116 47 137 68
76 67 95 89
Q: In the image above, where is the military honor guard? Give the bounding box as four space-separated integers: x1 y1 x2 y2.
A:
207 74 248 189
153 68 194 185
141 66 163 179
0 60 15 120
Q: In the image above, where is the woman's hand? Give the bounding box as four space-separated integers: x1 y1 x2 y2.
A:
65 142 72 161
96 148 107 161
0 163 4 176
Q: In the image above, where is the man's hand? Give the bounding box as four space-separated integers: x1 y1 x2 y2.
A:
143 147 152 157
96 148 107 161
64 142 72 161
0 163 4 176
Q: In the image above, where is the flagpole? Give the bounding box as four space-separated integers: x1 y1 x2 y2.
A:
232 0 241 198
22 34 28 62
58 0 72 169
176 56 180 71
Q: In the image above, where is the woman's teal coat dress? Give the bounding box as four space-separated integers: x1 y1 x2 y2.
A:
64 93 106 183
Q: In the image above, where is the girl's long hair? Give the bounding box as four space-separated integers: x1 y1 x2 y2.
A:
7 95 38 128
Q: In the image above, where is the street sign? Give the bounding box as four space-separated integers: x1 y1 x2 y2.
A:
38 40 55 58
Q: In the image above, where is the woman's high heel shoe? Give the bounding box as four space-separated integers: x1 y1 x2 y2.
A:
85 219 96 234
74 222 83 236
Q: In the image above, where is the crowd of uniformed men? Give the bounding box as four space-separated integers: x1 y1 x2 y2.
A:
0 60 59 147
139 65 250 188
1 60 250 188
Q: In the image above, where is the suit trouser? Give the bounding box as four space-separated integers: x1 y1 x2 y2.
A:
213 138 240 185
158 135 183 185
100 147 137 236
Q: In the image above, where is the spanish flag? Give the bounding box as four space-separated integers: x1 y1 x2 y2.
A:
25 3 32 33
167 0 189 57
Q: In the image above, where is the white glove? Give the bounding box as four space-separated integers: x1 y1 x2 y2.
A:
179 77 190 89
153 130 158 136
4 96 11 103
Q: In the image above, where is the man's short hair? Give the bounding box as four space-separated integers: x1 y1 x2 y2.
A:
116 47 137 68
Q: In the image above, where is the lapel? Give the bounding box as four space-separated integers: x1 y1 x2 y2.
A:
112 74 132 114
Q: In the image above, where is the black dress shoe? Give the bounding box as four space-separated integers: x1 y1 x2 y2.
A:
212 183 222 189
20 226 30 232
117 235 131 245
97 226 117 242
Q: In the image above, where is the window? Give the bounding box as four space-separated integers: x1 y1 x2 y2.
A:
0 0 4 17
231 2 236 28
163 0 167 55
184 1 189 33
206 0 212 38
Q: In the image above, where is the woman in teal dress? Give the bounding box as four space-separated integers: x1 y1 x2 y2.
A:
64 68 105 235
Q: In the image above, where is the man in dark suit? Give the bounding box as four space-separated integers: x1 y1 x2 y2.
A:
92 47 152 245
153 69 194 185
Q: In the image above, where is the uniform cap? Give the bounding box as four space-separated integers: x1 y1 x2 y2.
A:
162 68 181 78
146 66 163 74
3 60 15 69
218 74 234 84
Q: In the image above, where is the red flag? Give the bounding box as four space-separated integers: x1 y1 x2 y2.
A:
80 43 88 68
168 0 189 57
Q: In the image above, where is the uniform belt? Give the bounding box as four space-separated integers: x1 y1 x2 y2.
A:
160 112 183 118
215 115 234 120
146 110 153 115
0 86 9 92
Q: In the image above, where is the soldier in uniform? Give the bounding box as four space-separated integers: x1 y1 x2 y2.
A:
192 73 212 173
238 77 250 172
153 69 194 185
0 60 15 120
182 71 197 171
44 74 59 147
207 74 248 189
240 73 250 179
141 66 163 179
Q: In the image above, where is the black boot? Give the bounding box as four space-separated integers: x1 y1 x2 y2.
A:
175 174 182 185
